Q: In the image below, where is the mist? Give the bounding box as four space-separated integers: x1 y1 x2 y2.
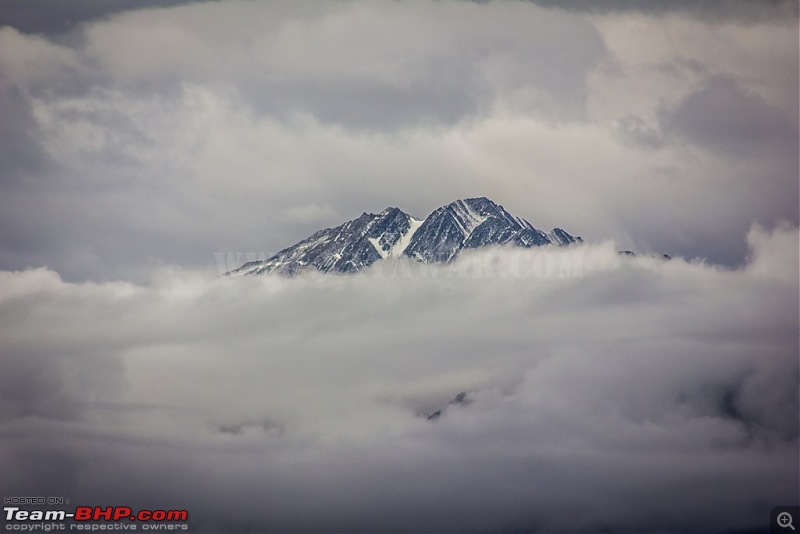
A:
1 225 797 532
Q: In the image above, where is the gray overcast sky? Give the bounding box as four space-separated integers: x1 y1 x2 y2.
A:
0 0 796 282
0 3 798 532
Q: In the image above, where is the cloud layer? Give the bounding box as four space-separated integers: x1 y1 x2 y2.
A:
1 225 797 532
0 3 797 531
0 0 797 282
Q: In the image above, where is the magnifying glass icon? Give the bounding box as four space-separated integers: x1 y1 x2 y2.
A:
778 512 795 530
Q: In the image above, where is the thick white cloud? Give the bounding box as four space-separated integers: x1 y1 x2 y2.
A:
0 3 797 528
0 225 796 532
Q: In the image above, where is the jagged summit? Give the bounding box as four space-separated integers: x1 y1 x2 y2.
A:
228 198 581 276
404 197 569 263
232 206 421 276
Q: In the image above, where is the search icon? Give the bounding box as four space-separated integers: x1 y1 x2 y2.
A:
778 512 795 530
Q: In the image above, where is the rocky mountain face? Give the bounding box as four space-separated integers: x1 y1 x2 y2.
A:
404 197 579 263
228 197 581 276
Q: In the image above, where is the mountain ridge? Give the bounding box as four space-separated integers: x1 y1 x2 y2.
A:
229 197 582 276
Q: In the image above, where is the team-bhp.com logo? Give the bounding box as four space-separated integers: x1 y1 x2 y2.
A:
4 506 189 531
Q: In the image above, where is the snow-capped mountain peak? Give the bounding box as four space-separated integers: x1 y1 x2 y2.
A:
227 197 581 276
402 197 579 264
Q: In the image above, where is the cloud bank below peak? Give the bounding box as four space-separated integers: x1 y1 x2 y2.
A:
0 224 797 532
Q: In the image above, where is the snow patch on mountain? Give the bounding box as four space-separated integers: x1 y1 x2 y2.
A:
451 199 489 235
391 216 423 257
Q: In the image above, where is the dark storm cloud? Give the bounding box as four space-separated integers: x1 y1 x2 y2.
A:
660 75 799 157
521 0 798 24
0 231 797 532
0 80 48 176
0 0 215 35
608 70 798 266
1 0 793 36
73 0 606 128
623 75 799 266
